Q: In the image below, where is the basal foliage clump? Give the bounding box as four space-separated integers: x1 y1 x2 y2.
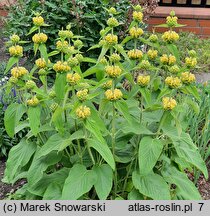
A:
2 6 208 200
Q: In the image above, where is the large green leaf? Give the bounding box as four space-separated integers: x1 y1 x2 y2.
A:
162 166 201 200
3 139 36 183
171 132 208 179
93 164 113 200
28 168 69 197
4 103 27 137
27 151 62 186
62 164 97 200
36 133 71 158
132 171 171 200
43 183 62 200
139 137 163 175
55 73 67 103
88 139 115 170
4 56 19 74
28 106 41 136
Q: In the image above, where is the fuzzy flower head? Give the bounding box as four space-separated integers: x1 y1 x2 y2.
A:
68 57 79 67
169 65 180 74
162 30 179 43
181 72 196 84
11 67 28 78
128 49 143 60
103 80 113 89
25 80 36 90
185 57 197 68
129 27 144 38
10 34 20 44
166 16 178 27
76 105 91 119
168 55 176 65
147 49 158 60
140 60 151 70
53 61 70 73
160 54 169 64
165 76 182 88
33 16 44 26
56 40 69 53
133 11 143 22
75 54 84 63
58 30 74 39
105 89 123 101
9 45 23 57
107 17 119 27
27 96 40 107
35 58 47 69
9 76 18 84
50 103 59 112
74 40 83 48
76 89 88 101
137 75 150 87
149 34 158 43
32 33 48 44
105 65 122 78
66 73 81 85
108 7 117 15
162 97 177 110
100 57 108 65
110 53 121 63
104 34 118 46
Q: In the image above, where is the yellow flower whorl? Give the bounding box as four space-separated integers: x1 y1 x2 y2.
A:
76 105 91 119
162 97 177 110
105 89 123 101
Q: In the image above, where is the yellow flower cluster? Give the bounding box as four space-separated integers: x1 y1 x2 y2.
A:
147 49 158 60
58 30 74 39
9 45 23 57
181 72 196 84
165 76 182 88
166 16 178 27
10 34 20 43
9 76 18 84
56 40 69 52
104 34 118 46
68 57 79 67
149 34 158 43
11 67 28 78
103 80 113 89
33 16 44 26
169 65 180 74
133 11 143 22
66 46 75 55
100 57 108 65
66 73 81 85
53 61 70 73
107 17 119 27
162 30 179 43
74 40 83 48
110 53 121 62
137 75 150 87
105 65 122 78
160 54 176 65
32 33 48 44
162 97 177 110
105 89 123 101
76 89 88 101
27 96 40 107
76 105 91 119
25 80 36 90
108 7 117 14
128 49 143 60
35 58 47 68
140 60 151 70
185 57 197 68
75 54 84 63
129 27 144 38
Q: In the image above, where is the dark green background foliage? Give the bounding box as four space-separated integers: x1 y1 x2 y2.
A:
4 0 131 54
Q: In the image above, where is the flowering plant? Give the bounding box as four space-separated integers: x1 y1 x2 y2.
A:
2 7 207 200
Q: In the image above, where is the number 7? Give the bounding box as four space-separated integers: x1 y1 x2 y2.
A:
198 203 204 211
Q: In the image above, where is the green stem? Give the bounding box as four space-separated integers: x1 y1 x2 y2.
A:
112 103 118 199
84 123 95 165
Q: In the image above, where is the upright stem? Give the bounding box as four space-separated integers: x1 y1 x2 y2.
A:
112 102 118 199
84 123 95 165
